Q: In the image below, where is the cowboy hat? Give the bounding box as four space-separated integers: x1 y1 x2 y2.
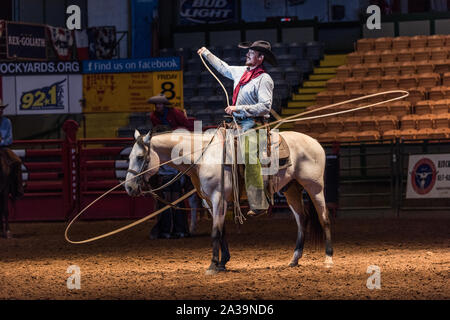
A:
238 40 278 66
147 94 172 105
0 99 8 109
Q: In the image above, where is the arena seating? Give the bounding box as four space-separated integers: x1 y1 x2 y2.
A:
294 34 450 142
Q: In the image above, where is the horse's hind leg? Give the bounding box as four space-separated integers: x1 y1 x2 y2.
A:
306 186 333 268
218 224 230 270
283 182 307 267
206 193 228 275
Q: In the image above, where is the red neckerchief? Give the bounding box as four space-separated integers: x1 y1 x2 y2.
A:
232 66 265 105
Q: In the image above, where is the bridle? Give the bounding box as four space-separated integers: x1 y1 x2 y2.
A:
126 135 152 192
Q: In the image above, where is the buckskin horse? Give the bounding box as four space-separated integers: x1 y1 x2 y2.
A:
125 128 333 274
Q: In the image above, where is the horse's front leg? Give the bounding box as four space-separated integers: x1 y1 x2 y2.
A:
206 192 227 275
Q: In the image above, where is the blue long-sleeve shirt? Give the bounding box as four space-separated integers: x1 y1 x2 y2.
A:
0 117 13 147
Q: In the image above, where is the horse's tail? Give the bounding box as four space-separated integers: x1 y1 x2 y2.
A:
305 193 324 249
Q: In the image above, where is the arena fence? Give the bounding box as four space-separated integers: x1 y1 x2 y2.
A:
7 120 450 221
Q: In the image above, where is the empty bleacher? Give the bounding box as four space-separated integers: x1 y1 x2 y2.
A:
294 34 450 142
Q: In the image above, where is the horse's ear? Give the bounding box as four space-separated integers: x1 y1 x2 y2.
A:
134 129 140 140
143 131 152 144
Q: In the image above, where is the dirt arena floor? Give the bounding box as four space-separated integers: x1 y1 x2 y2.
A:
0 214 448 300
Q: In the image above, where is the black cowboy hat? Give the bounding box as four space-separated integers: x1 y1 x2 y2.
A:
0 99 8 109
238 40 278 66
147 94 172 105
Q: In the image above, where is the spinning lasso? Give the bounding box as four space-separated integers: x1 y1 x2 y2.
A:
65 53 409 244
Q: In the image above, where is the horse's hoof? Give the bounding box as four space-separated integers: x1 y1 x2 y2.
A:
205 268 219 276
324 256 333 268
288 261 298 267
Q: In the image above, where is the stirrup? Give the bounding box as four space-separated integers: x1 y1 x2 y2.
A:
247 209 267 217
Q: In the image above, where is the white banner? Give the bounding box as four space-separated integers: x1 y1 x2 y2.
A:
15 75 69 114
406 154 450 199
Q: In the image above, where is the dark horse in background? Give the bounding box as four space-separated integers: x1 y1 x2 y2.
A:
0 148 23 239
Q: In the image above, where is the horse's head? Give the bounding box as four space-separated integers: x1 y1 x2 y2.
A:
125 129 160 196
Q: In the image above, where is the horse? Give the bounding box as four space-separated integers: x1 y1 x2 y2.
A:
125 127 333 274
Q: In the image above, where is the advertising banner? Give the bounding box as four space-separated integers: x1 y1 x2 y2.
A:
82 71 183 112
82 57 181 74
406 154 450 198
15 75 69 114
179 0 236 24
0 61 81 75
6 22 47 60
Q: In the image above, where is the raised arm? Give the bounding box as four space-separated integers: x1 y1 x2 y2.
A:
197 47 243 81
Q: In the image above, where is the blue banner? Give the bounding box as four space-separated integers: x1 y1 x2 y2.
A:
82 57 181 74
131 0 159 58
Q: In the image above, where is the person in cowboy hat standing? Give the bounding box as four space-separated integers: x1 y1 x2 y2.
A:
147 94 193 239
0 99 24 238
197 40 277 217
148 93 194 132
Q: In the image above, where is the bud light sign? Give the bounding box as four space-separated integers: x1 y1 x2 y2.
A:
179 0 236 24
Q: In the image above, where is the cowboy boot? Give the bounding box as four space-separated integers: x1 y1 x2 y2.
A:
247 209 268 217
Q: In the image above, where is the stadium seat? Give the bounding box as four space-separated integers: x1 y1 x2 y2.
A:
360 116 378 131
343 117 360 132
383 63 400 76
186 96 206 110
443 86 450 99
208 46 223 58
350 103 371 117
267 68 285 82
362 76 380 90
284 66 303 87
183 71 199 84
317 131 338 142
434 60 450 74
434 113 450 129
427 35 445 48
398 75 418 89
378 115 398 132
430 128 450 139
433 99 449 114
410 35 427 49
274 80 291 99
374 37 392 51
429 87 446 100
194 109 213 125
380 75 398 89
316 91 333 105
371 103 389 117
295 59 313 73
186 58 202 72
326 78 344 91
309 118 326 133
346 52 363 65
325 118 344 132
159 47 176 57
272 42 289 56
399 128 418 140
305 41 324 61
417 114 434 129
415 128 434 140
337 131 358 142
430 48 448 61
344 78 362 91
206 96 226 109
222 45 239 58
399 62 416 75
175 47 192 62
336 65 351 78
392 36 410 50
397 49 414 62
406 87 427 103
389 101 411 117
198 82 216 96
416 61 434 74
364 51 380 64
381 50 396 63
277 54 297 68
367 63 383 77
288 42 306 58
357 130 381 141
413 48 430 61
356 38 375 52
351 64 368 78
417 73 441 88
401 114 418 130
415 100 433 115
382 129 401 140
333 92 351 104
294 121 310 133
183 83 198 99
443 72 450 86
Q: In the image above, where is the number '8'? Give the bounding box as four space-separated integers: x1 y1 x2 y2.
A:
161 82 175 100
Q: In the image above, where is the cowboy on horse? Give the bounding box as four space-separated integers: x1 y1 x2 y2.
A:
197 40 277 217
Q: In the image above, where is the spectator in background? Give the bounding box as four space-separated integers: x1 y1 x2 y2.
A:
147 94 192 239
0 99 24 238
